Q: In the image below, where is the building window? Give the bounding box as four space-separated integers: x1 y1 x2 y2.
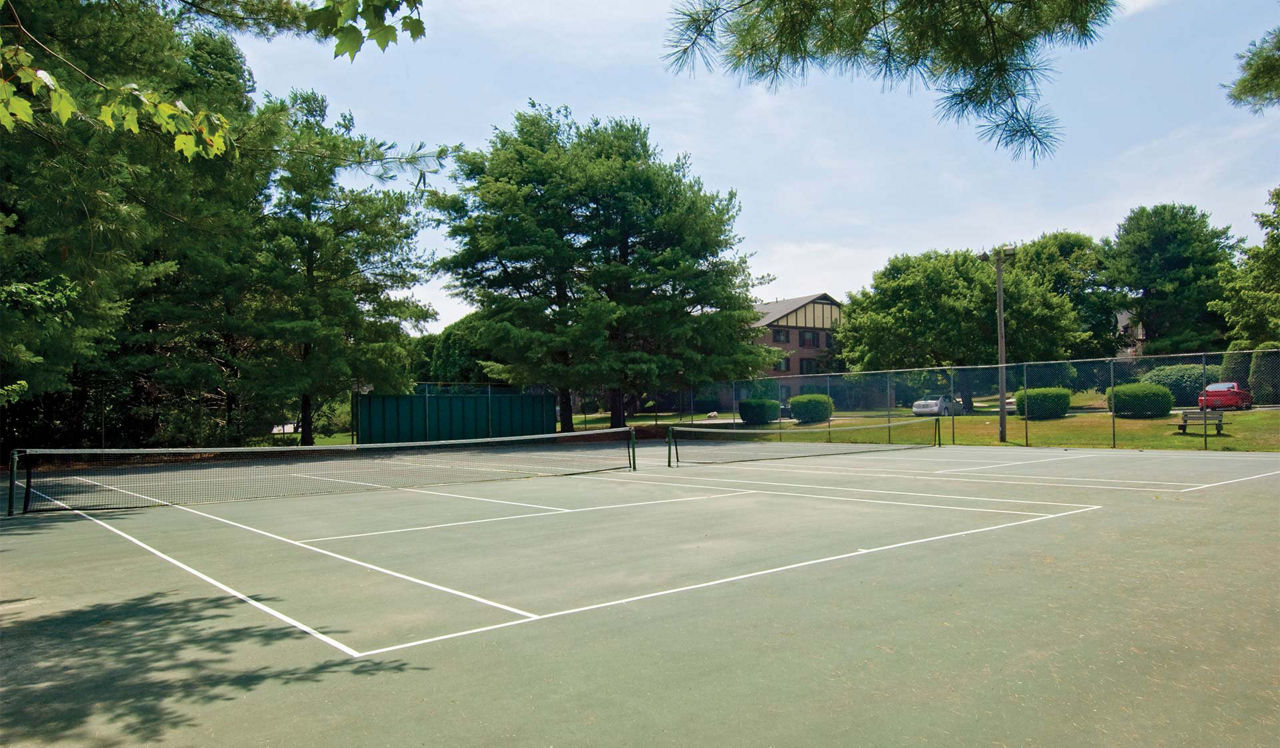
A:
779 385 792 400
799 359 818 375
825 333 835 349
773 357 791 373
772 328 790 343
799 330 819 348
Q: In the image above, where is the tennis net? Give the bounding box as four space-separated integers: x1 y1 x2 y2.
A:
8 428 635 514
668 418 939 466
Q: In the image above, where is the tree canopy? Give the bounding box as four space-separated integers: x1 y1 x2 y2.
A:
835 249 1083 371
1101 204 1240 354
1 6 432 452
665 0 1116 160
1227 26 1280 112
1210 188 1280 344
430 104 777 428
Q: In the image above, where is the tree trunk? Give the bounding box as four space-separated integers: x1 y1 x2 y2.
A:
299 392 313 446
559 389 574 433
608 388 626 428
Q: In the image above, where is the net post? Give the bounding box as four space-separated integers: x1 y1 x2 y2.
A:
629 427 637 470
22 455 32 513
1201 353 1208 451
7 450 17 516
666 428 673 468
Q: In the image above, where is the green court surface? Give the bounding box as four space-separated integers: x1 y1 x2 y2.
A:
2 442 1277 745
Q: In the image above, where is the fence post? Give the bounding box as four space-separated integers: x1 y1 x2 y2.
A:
949 368 956 445
1201 352 1208 451
1110 359 1116 449
1023 362 1029 446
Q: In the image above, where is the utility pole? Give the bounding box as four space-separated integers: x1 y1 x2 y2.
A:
982 244 1017 443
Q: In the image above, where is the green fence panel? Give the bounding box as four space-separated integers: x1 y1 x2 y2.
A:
356 392 556 443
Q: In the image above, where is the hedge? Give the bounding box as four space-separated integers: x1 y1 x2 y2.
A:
1248 342 1280 405
1013 387 1071 419
1139 364 1221 407
1220 341 1253 386
739 398 781 425
1107 382 1174 418
789 394 834 424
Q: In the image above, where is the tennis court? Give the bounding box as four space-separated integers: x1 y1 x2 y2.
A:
2 430 1277 745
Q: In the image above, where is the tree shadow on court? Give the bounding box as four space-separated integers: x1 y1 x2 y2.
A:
0 510 111 542
0 591 427 744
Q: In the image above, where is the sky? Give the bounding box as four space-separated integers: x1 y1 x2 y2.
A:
238 0 1279 332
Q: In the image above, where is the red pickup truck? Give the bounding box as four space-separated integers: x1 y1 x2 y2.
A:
1198 382 1253 410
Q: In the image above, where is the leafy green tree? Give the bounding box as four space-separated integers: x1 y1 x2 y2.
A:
431 105 776 429
1 8 283 451
665 0 1116 159
428 316 502 385
408 333 438 383
1227 26 1280 112
835 249 1083 411
1101 204 1240 354
1013 231 1125 358
0 0 309 158
252 91 433 445
1210 188 1280 344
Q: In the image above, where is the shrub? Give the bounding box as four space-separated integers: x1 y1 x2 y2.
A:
1014 387 1071 420
1139 364 1221 407
1248 342 1280 405
1220 340 1253 385
789 394 834 424
1107 383 1174 418
738 398 781 425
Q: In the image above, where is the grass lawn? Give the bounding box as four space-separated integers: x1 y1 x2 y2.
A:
943 408 1279 451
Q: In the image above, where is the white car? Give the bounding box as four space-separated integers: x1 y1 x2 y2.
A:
912 394 959 416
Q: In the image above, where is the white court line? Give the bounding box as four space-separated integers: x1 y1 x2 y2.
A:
1178 469 1280 492
73 478 539 619
356 505 1101 657
709 460 1200 487
27 488 359 657
302 491 753 543
935 454 1098 473
583 475 1059 515
587 474 1096 509
294 474 568 512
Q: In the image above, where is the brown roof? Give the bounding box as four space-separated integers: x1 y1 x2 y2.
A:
752 293 841 327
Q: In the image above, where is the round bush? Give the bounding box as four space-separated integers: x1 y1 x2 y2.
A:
1013 387 1071 420
789 394 834 424
1220 341 1253 386
1107 383 1174 418
1248 342 1280 405
1139 364 1221 407
738 398 781 425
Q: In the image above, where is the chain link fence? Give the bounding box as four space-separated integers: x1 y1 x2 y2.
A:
621 348 1280 451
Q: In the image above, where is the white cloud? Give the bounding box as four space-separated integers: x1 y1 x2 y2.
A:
1116 0 1178 17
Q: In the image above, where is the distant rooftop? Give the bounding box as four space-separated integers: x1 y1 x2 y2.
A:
752 293 841 328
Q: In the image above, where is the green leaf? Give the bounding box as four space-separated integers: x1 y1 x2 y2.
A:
333 25 365 60
122 108 139 133
400 16 426 40
0 106 13 131
98 104 115 128
368 24 397 51
173 133 197 159
49 87 75 124
7 94 34 124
